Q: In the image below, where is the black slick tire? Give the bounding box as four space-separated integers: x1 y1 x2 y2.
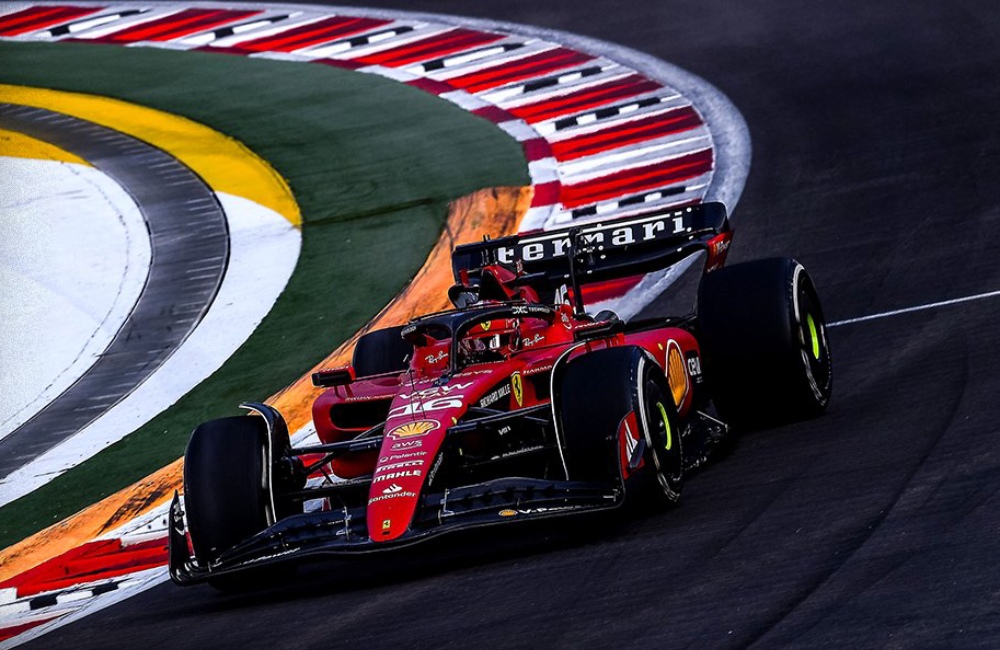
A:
353 325 411 377
184 416 290 592
557 346 684 504
697 257 833 429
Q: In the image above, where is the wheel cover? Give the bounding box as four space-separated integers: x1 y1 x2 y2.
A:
806 312 821 360
655 401 673 451
795 276 832 405
643 378 682 497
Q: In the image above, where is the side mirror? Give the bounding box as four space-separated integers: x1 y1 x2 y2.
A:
312 366 355 387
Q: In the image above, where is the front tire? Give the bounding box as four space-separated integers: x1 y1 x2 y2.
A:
183 416 292 591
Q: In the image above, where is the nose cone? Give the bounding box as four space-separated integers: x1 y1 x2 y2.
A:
367 418 443 542
367 377 485 541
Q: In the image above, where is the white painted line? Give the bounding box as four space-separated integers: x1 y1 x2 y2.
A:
438 89 492 111
829 290 1000 327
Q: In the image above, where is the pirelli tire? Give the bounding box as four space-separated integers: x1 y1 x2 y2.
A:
697 257 833 429
183 416 292 591
557 346 684 505
353 325 411 377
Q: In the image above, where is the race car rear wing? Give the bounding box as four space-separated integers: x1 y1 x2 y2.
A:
451 202 732 307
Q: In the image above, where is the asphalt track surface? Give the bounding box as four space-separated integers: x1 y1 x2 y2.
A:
30 1 1000 648
0 105 228 481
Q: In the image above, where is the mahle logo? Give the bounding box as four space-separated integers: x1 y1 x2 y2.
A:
388 419 439 438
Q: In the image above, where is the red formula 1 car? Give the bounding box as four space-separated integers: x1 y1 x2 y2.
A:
169 202 832 589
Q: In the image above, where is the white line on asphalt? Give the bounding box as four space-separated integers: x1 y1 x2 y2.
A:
829 289 1000 327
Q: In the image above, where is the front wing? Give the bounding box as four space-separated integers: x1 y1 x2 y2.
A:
169 477 622 585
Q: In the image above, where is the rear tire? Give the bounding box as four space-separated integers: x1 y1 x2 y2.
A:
353 325 411 377
557 347 684 504
698 257 833 429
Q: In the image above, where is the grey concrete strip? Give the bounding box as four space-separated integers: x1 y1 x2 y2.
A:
0 104 229 480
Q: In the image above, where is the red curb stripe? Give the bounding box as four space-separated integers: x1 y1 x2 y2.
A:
530 181 562 207
406 77 456 95
0 614 65 643
0 538 168 597
352 28 503 67
91 9 259 43
0 540 119 591
559 149 713 208
0 5 101 36
549 106 703 161
472 105 514 124
447 48 593 94
313 58 367 70
508 74 661 124
521 137 553 162
232 16 389 53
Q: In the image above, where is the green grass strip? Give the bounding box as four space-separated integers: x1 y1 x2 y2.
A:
0 42 527 548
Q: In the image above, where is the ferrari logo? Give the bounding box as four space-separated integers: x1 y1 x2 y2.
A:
388 420 439 438
382 519 392 530
511 372 523 407
481 321 492 332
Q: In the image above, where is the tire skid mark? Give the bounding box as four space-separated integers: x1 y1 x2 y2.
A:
741 346 970 648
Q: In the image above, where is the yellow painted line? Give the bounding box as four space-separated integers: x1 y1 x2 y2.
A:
0 186 532 582
0 84 300 226
0 129 90 165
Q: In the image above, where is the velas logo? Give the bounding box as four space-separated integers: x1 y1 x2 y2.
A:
388 420 439 438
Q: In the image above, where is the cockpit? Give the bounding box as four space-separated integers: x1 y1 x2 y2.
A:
402 301 566 374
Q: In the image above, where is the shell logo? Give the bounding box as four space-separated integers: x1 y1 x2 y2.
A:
388 419 439 438
666 341 688 407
